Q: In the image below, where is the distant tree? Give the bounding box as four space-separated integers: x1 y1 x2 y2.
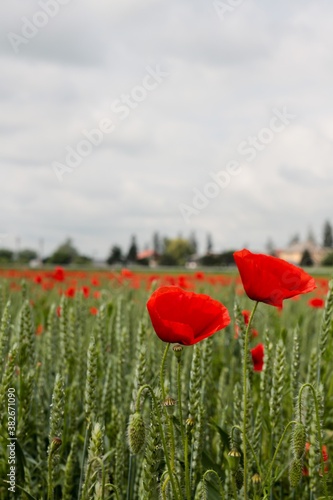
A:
323 221 333 248
0 249 13 264
307 227 316 244
189 232 198 254
206 233 213 254
48 239 79 264
17 249 38 263
265 238 275 256
75 255 93 265
159 238 194 266
288 234 300 246
300 249 314 267
153 232 161 254
107 246 123 265
200 250 236 266
127 236 138 263
322 252 333 266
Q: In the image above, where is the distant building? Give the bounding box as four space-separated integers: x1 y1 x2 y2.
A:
136 249 159 266
275 240 331 266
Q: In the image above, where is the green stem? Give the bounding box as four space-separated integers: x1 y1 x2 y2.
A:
136 384 182 500
78 422 91 500
202 470 225 499
160 343 170 401
177 357 190 500
47 452 54 500
298 383 329 500
242 301 259 498
105 484 120 500
126 454 135 500
231 425 262 477
263 420 297 491
160 343 177 469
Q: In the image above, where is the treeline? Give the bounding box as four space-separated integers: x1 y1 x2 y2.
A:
1 220 333 267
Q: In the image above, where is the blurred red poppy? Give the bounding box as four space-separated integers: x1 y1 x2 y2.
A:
65 287 76 298
251 343 264 371
234 310 258 339
234 249 316 308
303 443 329 476
36 324 43 336
90 307 98 316
53 267 65 282
82 286 90 298
308 297 325 308
147 286 230 345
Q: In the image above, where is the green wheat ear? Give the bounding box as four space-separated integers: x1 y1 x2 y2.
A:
48 374 65 447
289 458 302 488
82 422 105 498
0 343 18 426
48 373 65 495
128 411 146 455
141 408 160 500
0 300 11 370
63 433 79 500
85 333 98 424
270 339 286 437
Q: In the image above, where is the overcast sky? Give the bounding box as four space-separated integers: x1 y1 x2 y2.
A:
1 0 333 258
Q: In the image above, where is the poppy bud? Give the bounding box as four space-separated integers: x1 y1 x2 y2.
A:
186 417 195 428
128 412 145 454
228 448 241 471
49 437 62 455
172 344 183 360
163 397 176 415
292 423 306 459
289 458 302 488
252 473 261 494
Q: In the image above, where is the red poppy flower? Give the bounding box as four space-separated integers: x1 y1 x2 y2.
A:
308 297 325 308
303 443 329 476
234 249 316 308
90 307 98 316
82 286 90 298
251 343 264 371
36 324 44 336
53 267 65 282
146 286 230 345
194 271 205 280
234 310 258 339
65 287 76 298
121 268 134 278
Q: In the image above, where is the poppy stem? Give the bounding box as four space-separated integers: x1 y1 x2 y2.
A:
136 384 182 500
177 357 190 500
242 301 259 499
160 343 177 469
160 343 170 401
263 420 298 492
